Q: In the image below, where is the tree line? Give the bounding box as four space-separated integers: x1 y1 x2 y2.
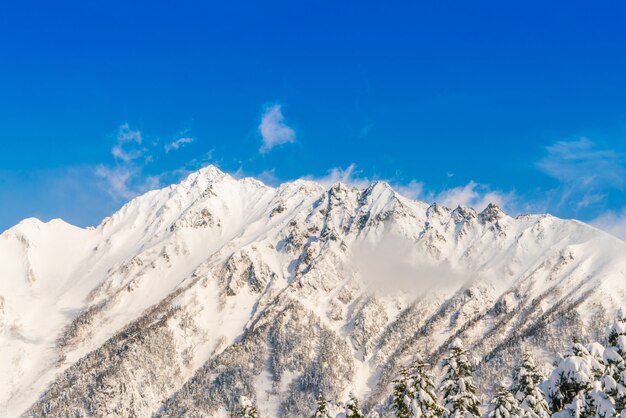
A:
233 314 626 418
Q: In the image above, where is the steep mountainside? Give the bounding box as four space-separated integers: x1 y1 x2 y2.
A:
1 165 625 417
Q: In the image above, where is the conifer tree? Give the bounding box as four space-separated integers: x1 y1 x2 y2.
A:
392 368 414 418
237 397 259 418
541 341 603 417
439 338 481 418
237 404 259 418
584 380 616 418
604 314 626 417
488 386 523 418
345 393 365 418
313 393 332 418
511 350 550 418
608 310 626 347
411 355 445 418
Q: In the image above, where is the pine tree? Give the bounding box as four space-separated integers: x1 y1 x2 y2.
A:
411 355 445 418
345 393 365 418
584 379 616 418
541 341 603 417
237 404 259 418
608 310 626 347
439 338 481 418
392 368 414 418
488 386 523 418
511 350 550 418
313 393 331 418
605 314 626 417
237 397 259 418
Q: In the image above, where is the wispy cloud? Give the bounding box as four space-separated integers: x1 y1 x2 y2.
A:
1 124 215 229
591 209 626 241
94 165 134 199
259 104 296 153
256 168 279 185
303 164 512 212
165 137 194 153
537 138 626 210
433 181 513 211
394 180 425 200
112 123 144 163
304 164 372 189
94 165 160 201
95 123 160 200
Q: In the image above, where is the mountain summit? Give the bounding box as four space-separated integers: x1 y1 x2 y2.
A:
1 165 624 417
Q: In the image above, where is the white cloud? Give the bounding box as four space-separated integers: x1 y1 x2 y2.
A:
256 169 279 186
353 233 471 295
95 123 161 200
304 164 372 189
112 123 144 163
394 180 425 200
94 165 160 201
538 138 624 185
94 165 135 200
434 181 512 211
590 209 626 241
259 104 296 153
303 164 512 212
165 137 194 153
537 138 626 209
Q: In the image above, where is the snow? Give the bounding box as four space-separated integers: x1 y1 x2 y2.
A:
2 164 626 416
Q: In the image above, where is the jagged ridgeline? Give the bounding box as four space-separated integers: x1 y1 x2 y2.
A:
1 165 625 417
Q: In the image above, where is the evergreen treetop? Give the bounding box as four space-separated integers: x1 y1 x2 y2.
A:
392 367 414 418
511 350 550 418
440 338 481 418
345 393 365 418
488 386 523 418
411 355 445 418
312 393 332 418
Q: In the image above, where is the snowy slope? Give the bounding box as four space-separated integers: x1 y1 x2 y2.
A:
1 165 625 417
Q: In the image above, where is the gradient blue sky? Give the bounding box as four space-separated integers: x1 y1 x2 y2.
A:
1 1 626 237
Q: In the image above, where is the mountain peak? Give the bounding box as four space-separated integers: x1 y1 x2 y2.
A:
176 164 230 193
192 164 228 182
365 180 393 194
479 202 505 222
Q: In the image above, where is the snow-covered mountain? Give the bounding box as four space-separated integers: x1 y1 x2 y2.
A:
1 165 625 417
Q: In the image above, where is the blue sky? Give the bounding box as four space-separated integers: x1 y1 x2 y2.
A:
1 1 626 237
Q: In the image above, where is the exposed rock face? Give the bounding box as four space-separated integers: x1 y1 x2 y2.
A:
0 165 625 417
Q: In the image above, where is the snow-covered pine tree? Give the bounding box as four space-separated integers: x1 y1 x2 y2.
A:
488 386 523 418
392 368 414 418
411 355 445 418
584 379 616 418
510 350 550 418
237 397 259 418
345 393 365 418
580 341 616 418
439 338 481 418
237 405 259 418
604 313 626 417
313 394 332 418
608 310 626 347
541 341 603 418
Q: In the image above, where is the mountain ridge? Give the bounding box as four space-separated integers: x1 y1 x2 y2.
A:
1 165 625 417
